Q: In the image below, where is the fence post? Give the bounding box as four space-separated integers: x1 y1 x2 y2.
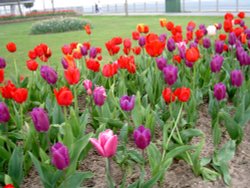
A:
216 0 219 12
198 0 201 12
144 2 146 12
183 0 185 12
236 0 239 12
115 4 117 13
133 3 136 12
156 1 158 12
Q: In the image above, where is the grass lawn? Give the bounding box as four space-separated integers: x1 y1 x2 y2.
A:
0 15 249 77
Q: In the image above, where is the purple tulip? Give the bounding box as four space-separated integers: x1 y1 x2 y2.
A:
0 57 6 69
51 142 70 170
30 107 50 132
80 45 88 56
133 125 151 150
167 38 176 52
61 58 68 69
155 56 167 71
159 33 167 42
138 36 146 47
245 29 250 40
199 24 207 35
93 86 106 106
89 47 97 59
240 20 245 27
248 40 250 49
83 79 93 95
217 23 222 30
190 42 198 48
0 102 10 123
228 32 236 46
237 49 250 66
214 83 226 101
215 40 224 54
178 45 186 59
163 64 178 85
120 95 135 111
185 60 194 68
231 70 244 87
203 38 211 49
210 55 224 73
40 65 58 85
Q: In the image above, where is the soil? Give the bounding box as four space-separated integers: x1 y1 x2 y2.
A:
21 104 250 188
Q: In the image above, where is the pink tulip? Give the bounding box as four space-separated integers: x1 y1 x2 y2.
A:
89 129 118 158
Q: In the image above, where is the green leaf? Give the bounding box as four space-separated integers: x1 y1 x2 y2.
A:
180 128 204 143
119 123 129 144
8 147 24 187
147 143 161 175
0 146 11 160
4 174 13 185
58 172 92 188
66 133 93 176
212 121 221 147
39 148 50 164
69 107 80 138
217 140 236 162
52 103 64 124
128 150 144 164
165 145 196 159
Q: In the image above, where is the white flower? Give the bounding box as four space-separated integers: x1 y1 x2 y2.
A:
207 25 217 36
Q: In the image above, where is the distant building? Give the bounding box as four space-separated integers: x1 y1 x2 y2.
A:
0 0 34 15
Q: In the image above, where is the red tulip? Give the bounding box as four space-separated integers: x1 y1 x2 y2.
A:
0 81 16 99
117 55 136 73
174 87 191 102
4 184 15 188
61 44 72 55
26 59 38 71
137 24 149 33
84 24 91 35
224 12 234 20
219 34 227 41
123 38 132 49
13 88 28 104
132 46 141 55
224 19 233 33
28 50 37 59
54 87 73 106
0 69 4 83
6 42 16 53
132 31 140 40
159 18 167 27
185 47 200 63
166 21 174 31
173 55 182 64
162 88 176 103
64 67 80 85
102 63 118 77
195 29 204 40
145 33 165 57
86 58 100 72
238 11 245 19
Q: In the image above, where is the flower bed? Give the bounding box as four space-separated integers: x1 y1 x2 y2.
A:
1 12 250 188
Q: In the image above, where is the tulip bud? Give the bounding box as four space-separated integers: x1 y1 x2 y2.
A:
210 54 224 73
215 40 224 54
163 65 178 86
93 86 106 106
0 57 6 69
203 37 211 49
83 79 93 95
230 70 244 87
228 32 237 46
61 58 68 69
40 65 58 85
155 56 167 71
80 45 88 56
0 102 10 123
120 95 135 111
133 125 151 150
138 36 146 47
89 47 97 59
30 107 50 132
51 142 70 170
89 129 118 157
214 83 226 101
167 38 176 52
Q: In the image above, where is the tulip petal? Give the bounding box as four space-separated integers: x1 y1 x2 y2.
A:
104 135 118 157
89 138 105 157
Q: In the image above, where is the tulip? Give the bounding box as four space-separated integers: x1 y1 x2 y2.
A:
86 58 100 72
30 107 50 132
174 87 191 102
80 45 88 56
167 38 176 52
163 65 178 86
162 88 176 103
93 86 106 106
214 83 226 101
13 88 28 104
64 67 80 85
133 125 151 150
89 129 118 157
0 102 10 123
6 42 16 53
61 44 72 55
206 25 217 36
0 69 4 83
61 58 68 69
230 70 244 87
89 47 97 59
210 55 224 73
185 60 194 68
228 32 236 46
0 81 16 99
54 87 73 106
120 95 135 111
248 40 250 49
0 57 6 69
26 59 38 71
51 142 70 170
102 63 118 78
83 79 93 95
215 40 224 54
155 56 167 71
185 47 200 63
3 184 15 188
159 33 167 42
40 65 58 85
203 38 211 49
138 36 146 47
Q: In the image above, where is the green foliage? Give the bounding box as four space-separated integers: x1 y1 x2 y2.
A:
30 17 91 35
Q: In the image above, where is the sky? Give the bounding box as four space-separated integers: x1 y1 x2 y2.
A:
32 0 162 10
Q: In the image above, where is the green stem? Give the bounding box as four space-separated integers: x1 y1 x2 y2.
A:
19 104 23 130
63 107 67 123
106 158 115 188
139 149 146 188
73 85 78 115
13 58 19 84
192 64 196 91
161 103 184 161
